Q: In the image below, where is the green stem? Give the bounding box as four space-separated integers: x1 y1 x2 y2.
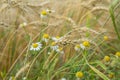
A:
110 6 120 40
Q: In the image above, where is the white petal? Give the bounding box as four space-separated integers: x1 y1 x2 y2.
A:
41 14 47 19
80 44 85 50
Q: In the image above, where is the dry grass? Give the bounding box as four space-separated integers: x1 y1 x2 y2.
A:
0 0 120 80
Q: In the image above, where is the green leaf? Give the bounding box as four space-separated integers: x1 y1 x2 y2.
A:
95 61 107 70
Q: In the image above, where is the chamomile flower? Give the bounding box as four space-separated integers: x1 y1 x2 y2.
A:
104 56 110 62
30 42 42 51
19 22 27 28
77 41 90 50
76 71 84 78
40 10 47 19
56 47 64 54
42 33 50 43
50 42 59 51
74 44 80 51
52 36 60 42
115 52 120 57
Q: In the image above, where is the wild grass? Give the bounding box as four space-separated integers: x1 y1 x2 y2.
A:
0 0 120 80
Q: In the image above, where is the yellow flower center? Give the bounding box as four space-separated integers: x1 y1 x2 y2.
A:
83 41 90 47
32 43 38 48
43 34 49 39
108 73 114 78
56 36 60 39
51 42 56 46
115 52 120 57
59 47 63 51
104 36 108 41
104 56 110 62
75 45 80 48
41 10 47 15
76 71 84 78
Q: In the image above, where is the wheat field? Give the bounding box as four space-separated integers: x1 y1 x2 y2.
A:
0 0 120 80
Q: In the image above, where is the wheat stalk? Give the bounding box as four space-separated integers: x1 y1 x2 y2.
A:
15 63 30 79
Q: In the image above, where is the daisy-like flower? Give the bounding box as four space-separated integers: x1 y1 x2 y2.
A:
50 42 59 51
115 52 120 57
40 10 47 19
42 33 50 43
76 71 84 78
104 56 110 62
56 47 64 54
19 22 27 28
74 44 80 51
52 36 60 42
30 42 42 51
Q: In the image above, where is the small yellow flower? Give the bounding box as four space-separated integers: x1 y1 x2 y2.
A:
58 47 63 51
104 36 108 41
40 10 48 19
51 42 56 46
108 73 114 78
76 71 84 78
43 34 49 39
51 42 59 51
83 41 90 47
41 10 47 15
30 42 42 51
52 36 60 42
115 52 120 57
104 56 110 62
56 47 64 54
75 45 80 48
74 44 80 51
56 36 60 39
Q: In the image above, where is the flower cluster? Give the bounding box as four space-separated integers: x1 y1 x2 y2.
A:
50 42 64 54
29 34 64 54
74 41 90 51
40 9 55 19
